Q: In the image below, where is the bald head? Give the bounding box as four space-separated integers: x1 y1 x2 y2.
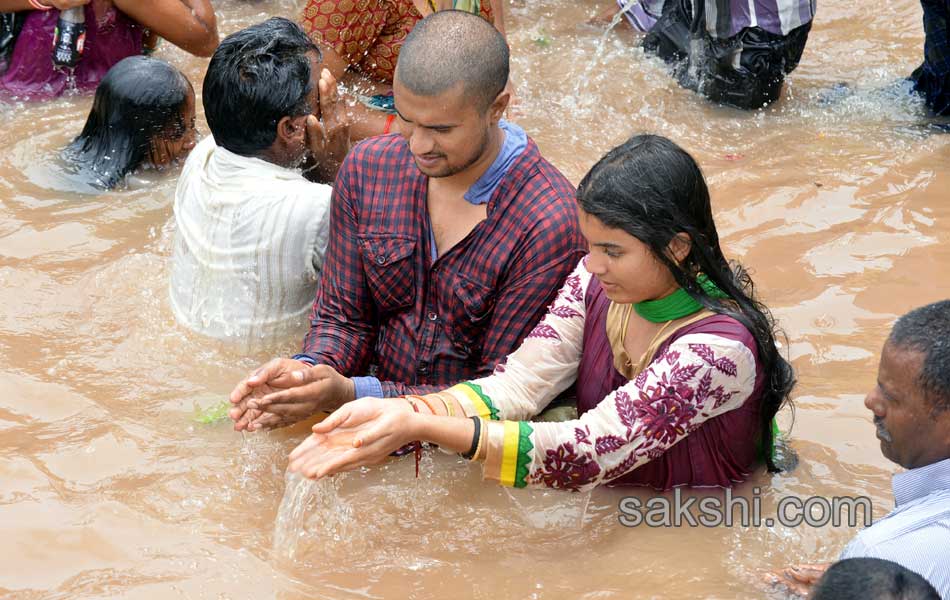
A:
395 10 509 112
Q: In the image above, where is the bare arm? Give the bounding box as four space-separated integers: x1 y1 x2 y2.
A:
489 0 506 38
112 0 218 57
314 42 351 83
0 0 88 10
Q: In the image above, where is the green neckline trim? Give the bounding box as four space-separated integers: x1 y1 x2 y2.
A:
633 274 729 323
514 421 534 488
770 418 780 461
462 382 500 421
756 417 781 462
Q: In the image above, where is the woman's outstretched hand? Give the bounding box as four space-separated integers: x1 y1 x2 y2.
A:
287 397 417 480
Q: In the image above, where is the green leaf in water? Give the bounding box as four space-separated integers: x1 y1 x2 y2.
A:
193 399 231 424
532 31 553 47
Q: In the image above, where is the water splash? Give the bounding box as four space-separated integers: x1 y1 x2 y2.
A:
572 0 641 100
272 471 353 562
503 486 593 530
273 472 315 561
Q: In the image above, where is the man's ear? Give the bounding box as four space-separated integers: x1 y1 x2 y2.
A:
488 89 511 123
668 232 693 265
276 115 306 146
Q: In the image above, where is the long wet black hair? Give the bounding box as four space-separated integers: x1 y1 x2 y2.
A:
64 55 192 190
577 134 795 472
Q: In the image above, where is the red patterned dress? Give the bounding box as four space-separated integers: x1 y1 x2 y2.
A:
300 0 494 82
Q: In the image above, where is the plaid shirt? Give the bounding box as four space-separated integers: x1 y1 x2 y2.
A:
298 133 586 397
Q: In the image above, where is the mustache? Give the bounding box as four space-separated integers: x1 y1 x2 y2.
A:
874 417 893 442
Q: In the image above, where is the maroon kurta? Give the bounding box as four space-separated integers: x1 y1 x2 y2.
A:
576 278 765 490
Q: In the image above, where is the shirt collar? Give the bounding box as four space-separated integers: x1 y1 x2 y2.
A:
210 136 305 181
892 456 950 507
463 119 528 205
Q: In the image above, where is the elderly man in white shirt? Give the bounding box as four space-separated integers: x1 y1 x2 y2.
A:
776 300 950 597
170 17 347 344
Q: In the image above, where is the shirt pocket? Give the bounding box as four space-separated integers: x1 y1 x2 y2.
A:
359 235 417 315
448 272 497 358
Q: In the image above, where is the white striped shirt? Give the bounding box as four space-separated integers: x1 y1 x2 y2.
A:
840 457 950 597
169 136 331 345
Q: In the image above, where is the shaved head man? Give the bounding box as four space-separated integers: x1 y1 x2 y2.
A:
230 11 586 433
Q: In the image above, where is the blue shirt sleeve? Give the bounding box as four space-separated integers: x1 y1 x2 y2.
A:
292 353 317 366
352 376 384 399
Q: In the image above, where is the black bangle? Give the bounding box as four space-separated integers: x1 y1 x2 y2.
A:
461 415 480 460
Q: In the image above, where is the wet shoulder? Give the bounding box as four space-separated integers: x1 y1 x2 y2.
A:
515 136 577 203
337 134 415 194
346 133 409 163
500 137 581 242
675 314 756 352
670 313 759 361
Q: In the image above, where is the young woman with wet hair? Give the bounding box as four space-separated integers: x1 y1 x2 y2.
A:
63 55 196 190
286 134 795 492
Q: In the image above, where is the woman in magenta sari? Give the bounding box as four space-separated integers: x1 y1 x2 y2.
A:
0 0 217 100
283 134 795 492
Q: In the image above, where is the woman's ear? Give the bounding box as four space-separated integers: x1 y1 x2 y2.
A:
668 232 692 265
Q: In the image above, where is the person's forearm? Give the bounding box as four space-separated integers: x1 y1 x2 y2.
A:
0 0 38 10
167 0 218 56
0 0 90 9
380 380 453 398
491 0 507 38
413 413 475 454
180 0 215 31
113 0 218 57
400 391 466 417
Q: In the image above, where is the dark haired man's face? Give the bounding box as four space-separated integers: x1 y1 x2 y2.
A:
392 79 498 178
293 51 322 165
274 50 321 168
865 341 950 469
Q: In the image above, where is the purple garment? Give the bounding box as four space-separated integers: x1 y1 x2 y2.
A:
618 0 663 32
0 5 143 100
715 0 816 38
627 0 816 39
575 277 764 490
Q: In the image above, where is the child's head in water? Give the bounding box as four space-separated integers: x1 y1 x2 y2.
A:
65 55 197 190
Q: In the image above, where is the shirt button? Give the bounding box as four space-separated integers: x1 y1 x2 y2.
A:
427 311 438 321
375 256 386 265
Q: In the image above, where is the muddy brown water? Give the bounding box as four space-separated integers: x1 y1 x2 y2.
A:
2 1 949 598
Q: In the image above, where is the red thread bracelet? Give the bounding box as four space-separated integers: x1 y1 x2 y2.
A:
409 394 439 416
404 397 422 478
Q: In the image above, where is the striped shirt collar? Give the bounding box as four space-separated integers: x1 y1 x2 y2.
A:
892 456 950 507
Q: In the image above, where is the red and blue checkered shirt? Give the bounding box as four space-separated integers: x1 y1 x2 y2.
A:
296 133 586 397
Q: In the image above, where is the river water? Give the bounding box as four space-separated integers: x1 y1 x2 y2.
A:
1 1 948 598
